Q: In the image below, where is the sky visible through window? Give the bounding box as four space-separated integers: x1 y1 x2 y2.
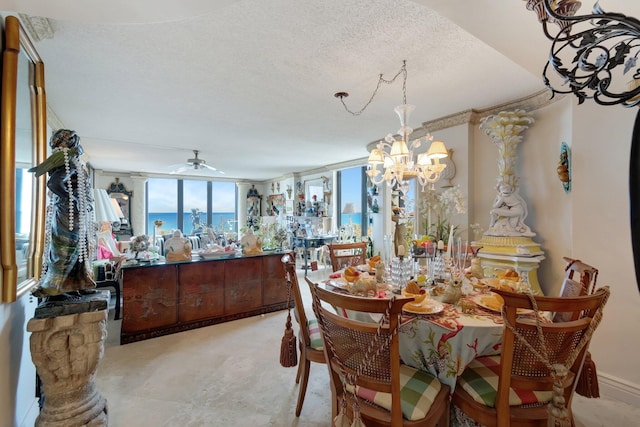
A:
147 178 236 235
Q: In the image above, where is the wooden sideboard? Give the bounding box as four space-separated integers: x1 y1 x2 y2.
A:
120 252 289 344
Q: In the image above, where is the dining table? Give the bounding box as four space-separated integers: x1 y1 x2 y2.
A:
323 278 509 391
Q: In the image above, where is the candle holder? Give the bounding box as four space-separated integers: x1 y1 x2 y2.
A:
391 256 412 292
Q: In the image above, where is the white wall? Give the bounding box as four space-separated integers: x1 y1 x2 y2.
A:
570 100 640 394
468 97 640 399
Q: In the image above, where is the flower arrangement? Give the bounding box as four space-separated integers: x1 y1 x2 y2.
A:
130 235 150 257
420 185 466 244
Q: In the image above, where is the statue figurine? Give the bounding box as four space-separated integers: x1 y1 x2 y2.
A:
29 129 95 297
486 182 534 237
240 228 263 255
164 230 192 262
442 277 462 305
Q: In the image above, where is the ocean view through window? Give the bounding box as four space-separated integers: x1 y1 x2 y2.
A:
147 178 237 236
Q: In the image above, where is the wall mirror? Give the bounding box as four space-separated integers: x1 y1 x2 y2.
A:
106 178 133 237
1 15 47 302
304 178 327 217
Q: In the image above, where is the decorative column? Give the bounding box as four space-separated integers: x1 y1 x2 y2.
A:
236 182 250 231
27 292 109 426
475 109 545 294
130 175 148 236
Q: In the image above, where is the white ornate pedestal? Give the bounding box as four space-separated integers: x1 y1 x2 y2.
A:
475 236 545 295
477 110 546 295
27 291 109 426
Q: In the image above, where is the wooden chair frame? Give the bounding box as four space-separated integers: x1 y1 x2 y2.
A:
560 256 599 296
307 279 450 427
282 253 326 416
328 242 367 272
452 287 609 427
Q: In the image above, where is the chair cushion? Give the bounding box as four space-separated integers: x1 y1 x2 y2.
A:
349 365 442 421
307 318 323 350
458 355 553 407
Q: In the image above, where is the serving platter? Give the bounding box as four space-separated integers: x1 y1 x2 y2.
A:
199 251 236 260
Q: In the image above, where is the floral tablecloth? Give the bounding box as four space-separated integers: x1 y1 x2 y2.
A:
398 295 505 390
324 281 508 391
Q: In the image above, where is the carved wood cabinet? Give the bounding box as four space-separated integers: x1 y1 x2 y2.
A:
120 252 288 344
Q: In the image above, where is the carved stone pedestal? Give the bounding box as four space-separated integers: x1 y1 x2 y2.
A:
27 291 109 426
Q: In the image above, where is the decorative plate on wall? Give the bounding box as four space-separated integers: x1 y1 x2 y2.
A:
558 142 571 193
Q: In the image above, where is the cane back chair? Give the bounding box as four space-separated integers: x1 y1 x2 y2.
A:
555 257 599 321
307 279 450 427
452 287 610 427
328 242 367 272
282 254 326 416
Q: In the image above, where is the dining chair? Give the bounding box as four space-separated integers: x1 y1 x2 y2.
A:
281 254 326 417
556 257 600 398
328 242 367 272
307 279 451 427
555 257 599 321
451 286 610 427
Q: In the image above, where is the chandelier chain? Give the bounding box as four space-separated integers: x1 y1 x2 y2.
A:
338 60 408 116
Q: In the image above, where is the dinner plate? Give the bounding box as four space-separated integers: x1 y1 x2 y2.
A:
402 299 444 315
327 278 350 289
356 264 373 273
471 292 504 312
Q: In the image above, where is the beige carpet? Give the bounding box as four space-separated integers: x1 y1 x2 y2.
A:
96 267 639 426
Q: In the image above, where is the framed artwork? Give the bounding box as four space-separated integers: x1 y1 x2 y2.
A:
267 194 285 216
247 184 261 217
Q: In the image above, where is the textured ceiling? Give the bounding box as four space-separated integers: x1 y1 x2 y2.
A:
5 0 639 181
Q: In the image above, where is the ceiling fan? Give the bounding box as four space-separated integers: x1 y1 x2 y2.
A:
169 150 223 175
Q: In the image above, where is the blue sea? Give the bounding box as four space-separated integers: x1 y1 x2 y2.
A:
340 214 362 226
147 212 361 235
147 212 236 235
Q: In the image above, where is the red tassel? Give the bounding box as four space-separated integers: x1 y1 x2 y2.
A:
280 314 298 368
576 351 600 398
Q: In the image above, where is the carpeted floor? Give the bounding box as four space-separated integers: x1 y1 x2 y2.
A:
96 267 640 426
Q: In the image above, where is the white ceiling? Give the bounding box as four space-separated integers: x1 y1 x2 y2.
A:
4 0 640 181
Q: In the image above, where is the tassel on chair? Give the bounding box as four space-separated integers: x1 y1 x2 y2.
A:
350 402 366 427
280 313 298 368
334 396 350 427
548 365 572 427
576 351 600 398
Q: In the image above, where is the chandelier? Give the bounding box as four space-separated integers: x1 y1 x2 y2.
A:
335 60 449 190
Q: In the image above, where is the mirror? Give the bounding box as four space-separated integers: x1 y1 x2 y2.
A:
304 178 326 217
106 178 133 237
1 16 47 302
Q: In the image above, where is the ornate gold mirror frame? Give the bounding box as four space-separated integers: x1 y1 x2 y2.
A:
1 15 47 302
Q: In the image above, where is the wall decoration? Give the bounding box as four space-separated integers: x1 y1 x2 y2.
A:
246 185 262 227
267 194 285 216
558 142 571 193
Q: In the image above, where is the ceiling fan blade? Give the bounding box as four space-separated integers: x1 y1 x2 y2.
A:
169 165 190 174
198 163 217 171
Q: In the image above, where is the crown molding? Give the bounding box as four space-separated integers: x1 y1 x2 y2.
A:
18 14 54 42
46 105 65 131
